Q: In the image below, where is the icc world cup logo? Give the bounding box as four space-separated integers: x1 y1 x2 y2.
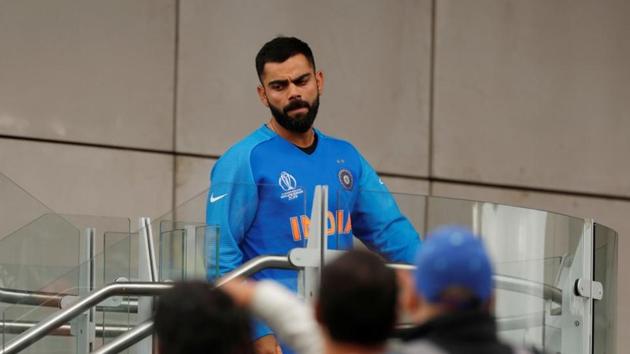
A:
279 171 298 192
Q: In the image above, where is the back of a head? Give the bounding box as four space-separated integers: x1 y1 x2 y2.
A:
318 250 398 347
414 225 494 311
154 281 254 354
255 36 316 80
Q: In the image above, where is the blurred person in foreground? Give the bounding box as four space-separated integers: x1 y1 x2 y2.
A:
223 250 398 354
154 281 255 354
395 225 542 354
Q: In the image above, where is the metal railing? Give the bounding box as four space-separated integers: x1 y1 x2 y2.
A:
0 254 564 354
0 255 296 354
0 320 130 337
94 255 297 354
0 287 64 308
91 321 153 354
0 283 171 354
95 261 564 354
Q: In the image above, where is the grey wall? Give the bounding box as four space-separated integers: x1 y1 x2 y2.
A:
0 0 628 350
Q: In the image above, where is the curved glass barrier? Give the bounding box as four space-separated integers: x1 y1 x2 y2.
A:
0 177 616 354
337 186 614 353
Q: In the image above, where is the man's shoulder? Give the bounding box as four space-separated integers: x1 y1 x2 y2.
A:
317 129 361 155
211 125 274 181
220 125 275 160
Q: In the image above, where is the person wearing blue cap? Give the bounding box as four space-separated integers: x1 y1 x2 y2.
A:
395 225 542 354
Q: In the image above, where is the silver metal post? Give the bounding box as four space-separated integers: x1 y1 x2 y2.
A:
319 186 328 281
139 217 158 283
298 185 325 302
137 217 157 354
71 227 96 353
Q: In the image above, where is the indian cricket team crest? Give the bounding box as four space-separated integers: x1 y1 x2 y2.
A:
338 169 353 190
279 171 304 200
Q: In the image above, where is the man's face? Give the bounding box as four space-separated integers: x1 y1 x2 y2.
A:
257 54 324 133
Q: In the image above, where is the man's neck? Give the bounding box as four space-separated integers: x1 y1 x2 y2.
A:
324 339 386 354
268 118 315 148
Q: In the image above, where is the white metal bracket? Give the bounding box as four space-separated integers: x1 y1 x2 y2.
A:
575 278 604 300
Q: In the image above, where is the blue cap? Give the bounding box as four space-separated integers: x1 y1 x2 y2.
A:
414 225 493 304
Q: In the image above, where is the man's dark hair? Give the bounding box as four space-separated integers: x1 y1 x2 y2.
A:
318 250 398 346
154 281 254 354
255 36 316 81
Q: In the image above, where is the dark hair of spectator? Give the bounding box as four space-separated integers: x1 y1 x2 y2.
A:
318 250 398 346
154 281 255 354
255 36 316 81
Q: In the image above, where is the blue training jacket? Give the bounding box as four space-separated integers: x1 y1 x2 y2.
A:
206 124 421 341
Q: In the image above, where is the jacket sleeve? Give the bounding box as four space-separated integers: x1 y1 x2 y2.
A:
351 154 421 263
205 152 274 340
251 281 324 354
205 153 258 278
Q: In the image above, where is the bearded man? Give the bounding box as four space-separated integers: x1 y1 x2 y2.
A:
206 36 421 354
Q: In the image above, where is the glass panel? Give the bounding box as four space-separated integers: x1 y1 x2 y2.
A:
159 223 186 281
345 189 593 353
0 214 81 295
158 222 218 282
428 197 593 353
0 177 605 354
100 231 134 352
593 223 618 354
0 215 132 353
0 172 54 240
477 203 583 352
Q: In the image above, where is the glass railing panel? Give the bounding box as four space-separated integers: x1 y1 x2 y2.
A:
159 224 185 281
343 189 593 353
63 215 132 352
0 213 81 295
593 223 617 354
101 231 135 352
0 181 610 354
158 223 219 282
0 219 132 354
476 203 585 352
0 172 54 241
426 196 592 353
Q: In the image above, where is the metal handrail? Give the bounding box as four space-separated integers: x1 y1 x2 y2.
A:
95 260 564 354
94 255 295 354
91 321 153 354
0 287 64 307
1 254 564 354
494 274 563 305
0 255 293 354
216 255 296 286
0 282 171 354
0 286 139 313
0 320 131 337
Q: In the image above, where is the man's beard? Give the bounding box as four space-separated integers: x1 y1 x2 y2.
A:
269 95 320 133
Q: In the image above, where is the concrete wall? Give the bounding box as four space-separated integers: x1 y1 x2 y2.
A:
0 0 628 350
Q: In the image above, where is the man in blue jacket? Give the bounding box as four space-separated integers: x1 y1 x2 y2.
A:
206 36 421 354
